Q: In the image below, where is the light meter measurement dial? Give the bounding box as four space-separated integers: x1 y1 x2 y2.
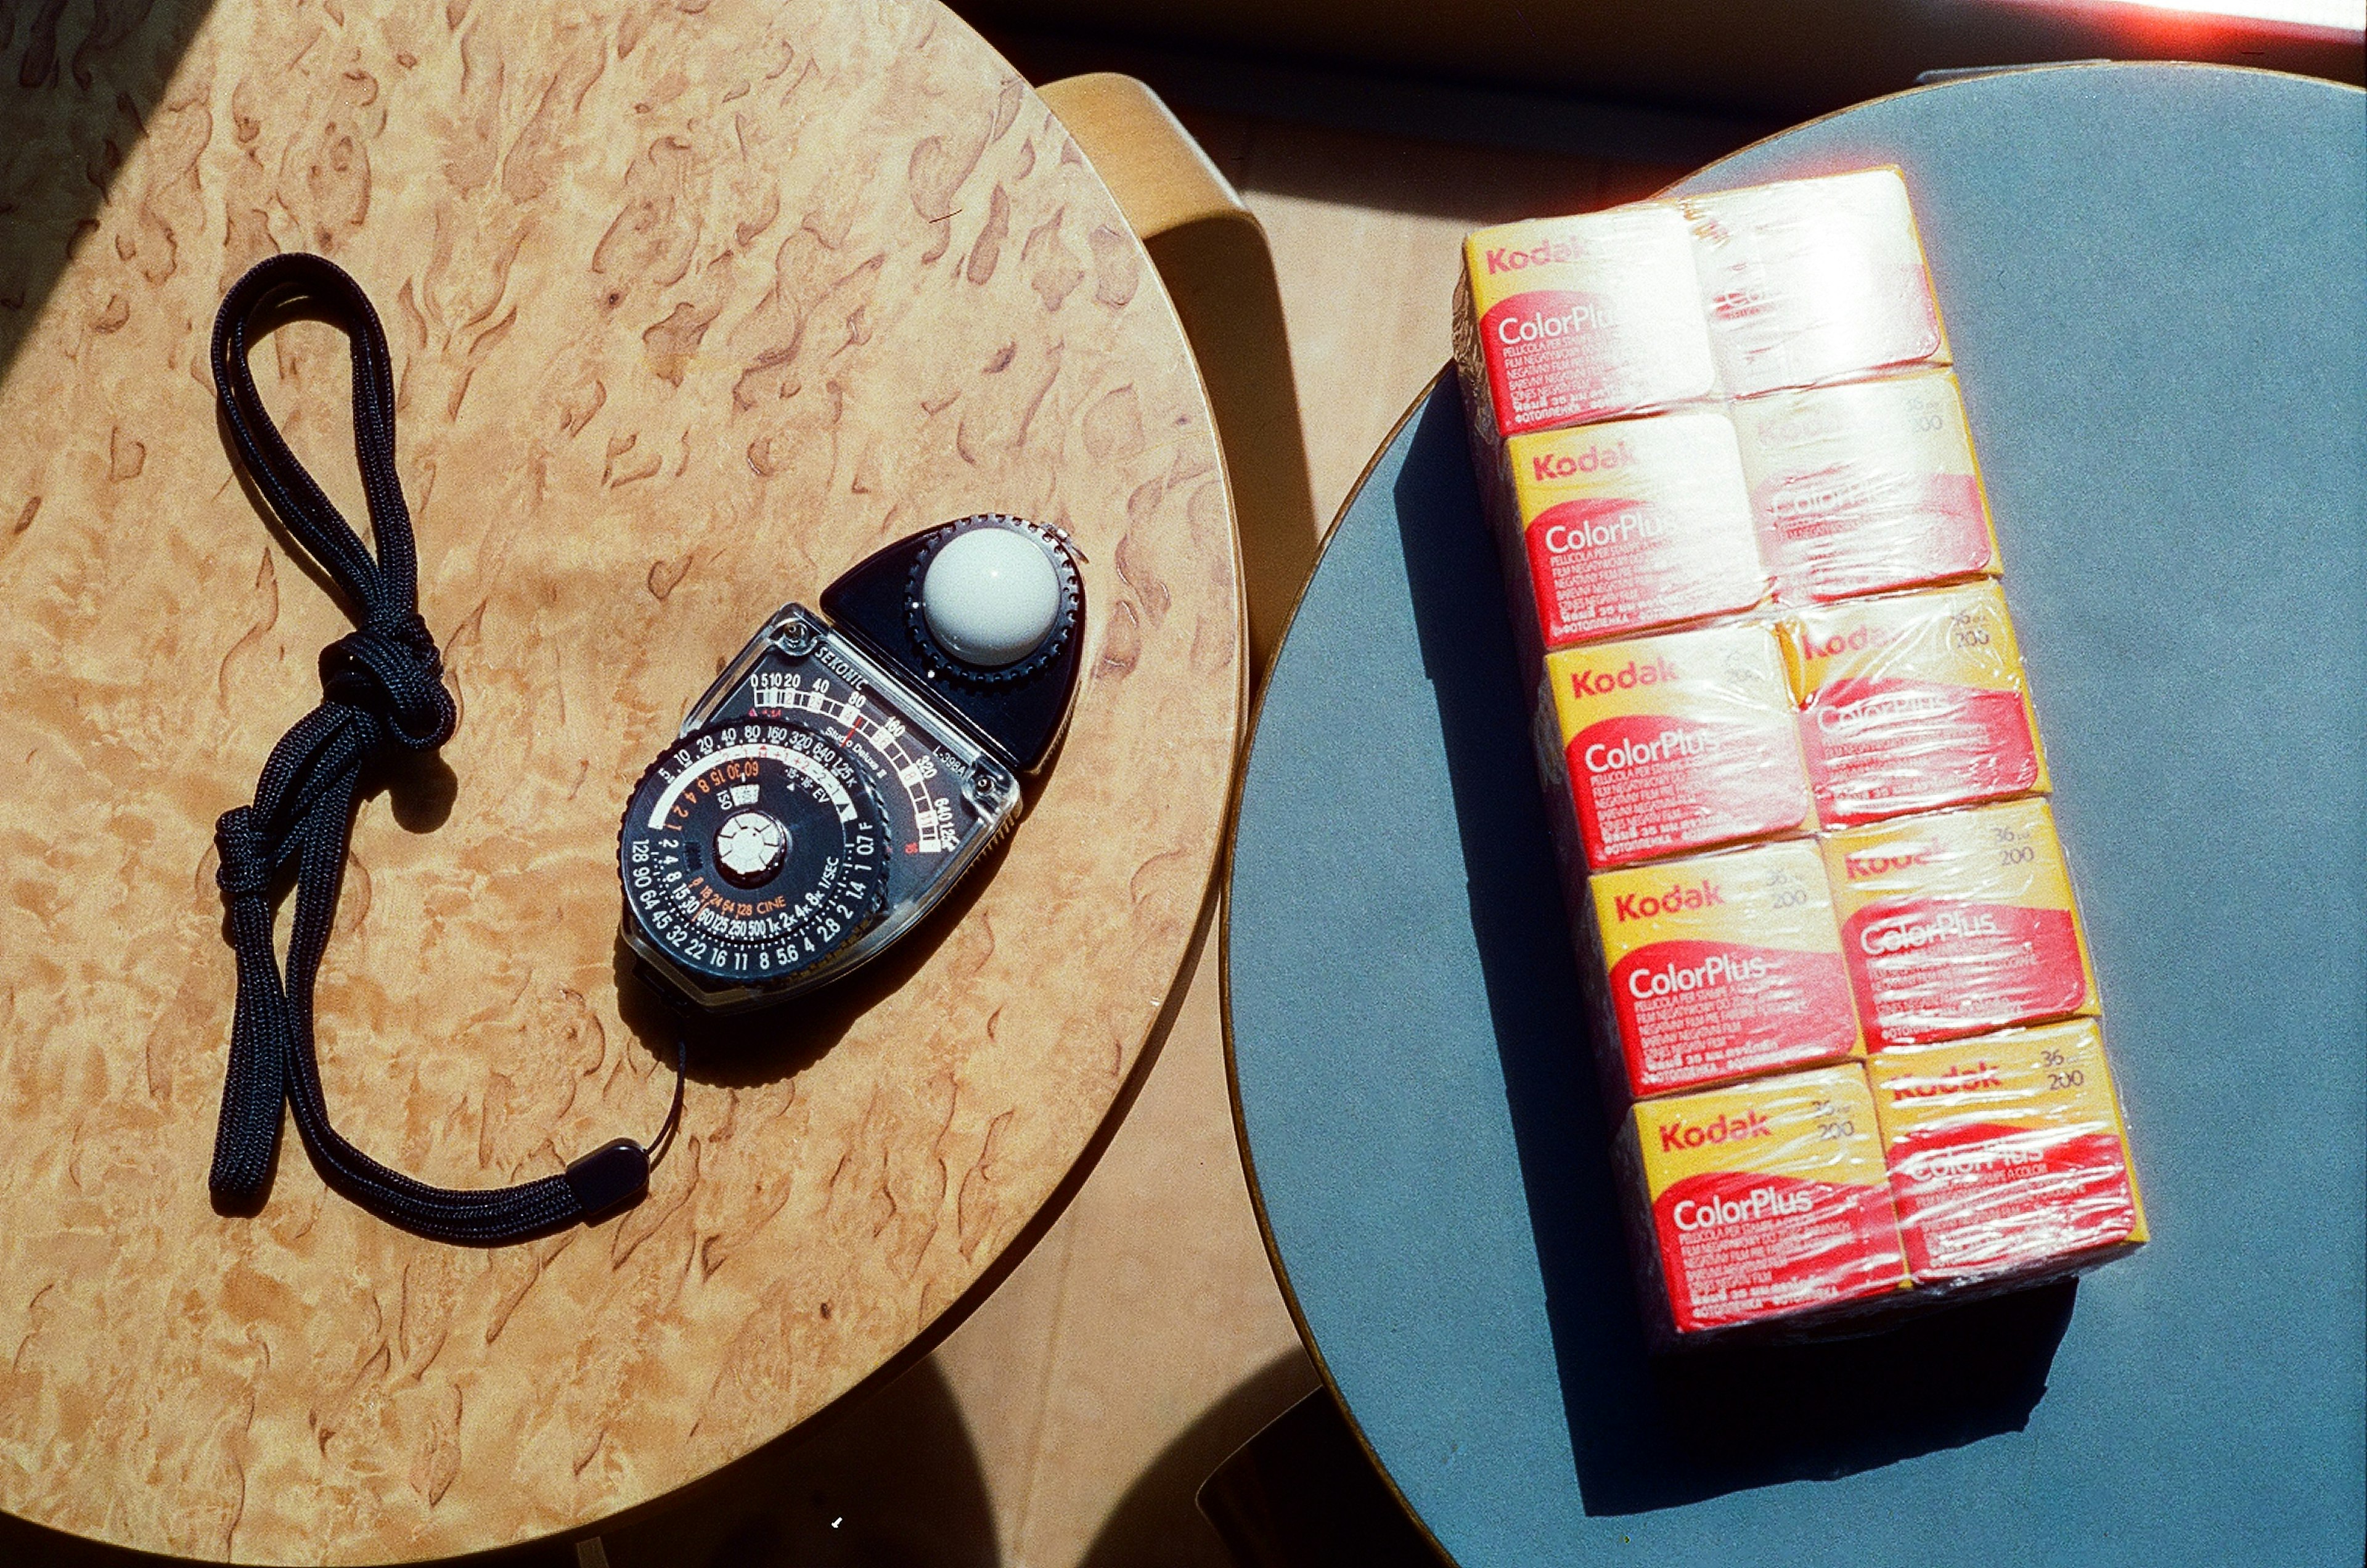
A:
626 614 1023 1012
619 722 892 994
745 671 965 860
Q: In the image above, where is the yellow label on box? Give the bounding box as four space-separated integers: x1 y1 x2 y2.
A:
1546 623 1813 868
1458 204 1716 437
1627 1064 1908 1333
1590 840 1861 1097
1733 369 2001 603
1783 582 2050 825
1869 1019 2147 1281
1506 410 1768 647
1823 799 2099 1048
1683 167 1950 397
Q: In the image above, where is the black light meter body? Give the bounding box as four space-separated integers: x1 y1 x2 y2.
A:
617 514 1085 1015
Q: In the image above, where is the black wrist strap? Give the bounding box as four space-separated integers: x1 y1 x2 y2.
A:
206 252 681 1245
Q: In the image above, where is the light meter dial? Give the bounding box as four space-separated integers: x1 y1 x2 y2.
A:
619 719 893 1002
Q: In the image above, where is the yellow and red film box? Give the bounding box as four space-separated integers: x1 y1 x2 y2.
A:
1545 622 1815 870
1505 410 1770 648
1731 369 2002 603
1585 840 1861 1103
1454 203 1717 443
1618 1063 1908 1341
1823 799 2100 1049
1784 582 2050 827
1869 1019 2146 1284
1683 168 1951 398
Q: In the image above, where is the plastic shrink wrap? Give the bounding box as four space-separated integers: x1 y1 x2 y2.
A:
1734 370 2001 604
1868 1020 2146 1286
1455 165 2143 1349
1783 582 2048 827
1582 840 1860 1110
1542 623 1815 871
1615 1064 1908 1345
1823 798 2099 1050
1506 409 1768 648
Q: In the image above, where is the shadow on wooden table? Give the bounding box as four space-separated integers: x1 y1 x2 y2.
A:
1383 382 2074 1518
0 1517 184 1568
610 828 1017 1092
591 1357 998 1568
0 0 218 386
1 1355 996 1567
1074 1349 1320 1568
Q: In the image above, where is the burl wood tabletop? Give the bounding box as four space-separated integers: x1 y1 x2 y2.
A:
0 1 1242 1559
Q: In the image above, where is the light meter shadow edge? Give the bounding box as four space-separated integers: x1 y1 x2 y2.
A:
610 823 1018 1090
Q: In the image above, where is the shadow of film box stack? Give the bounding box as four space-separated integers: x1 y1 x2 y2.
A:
1450 168 2146 1350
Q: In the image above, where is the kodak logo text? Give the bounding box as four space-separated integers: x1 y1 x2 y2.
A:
1531 440 1635 480
1658 1109 1771 1153
1805 621 1903 659
1484 238 1588 274
1613 880 1725 922
1888 1061 2003 1101
1571 656 1680 698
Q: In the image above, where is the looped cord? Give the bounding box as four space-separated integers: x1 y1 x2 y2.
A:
207 253 677 1246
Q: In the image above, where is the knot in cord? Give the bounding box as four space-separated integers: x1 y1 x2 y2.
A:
322 611 456 751
213 806 274 900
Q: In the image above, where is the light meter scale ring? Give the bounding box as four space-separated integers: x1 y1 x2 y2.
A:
639 738 868 830
753 679 959 855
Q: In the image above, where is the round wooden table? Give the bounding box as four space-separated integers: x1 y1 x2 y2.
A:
0 2 1240 1561
1227 63 2363 1568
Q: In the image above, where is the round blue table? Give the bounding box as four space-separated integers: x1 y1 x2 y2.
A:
1225 62 2365 1567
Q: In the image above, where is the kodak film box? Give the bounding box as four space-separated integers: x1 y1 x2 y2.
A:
1452 167 2148 1346
1732 369 2002 604
1456 210 1737 690
1503 409 1769 651
1683 168 1951 398
1453 203 1717 446
1868 1019 2146 1285
1540 621 1815 872
1455 169 1961 694
1582 840 1862 1107
1784 581 2050 827
1616 1063 1909 1345
1824 798 2100 1050
1456 169 1950 441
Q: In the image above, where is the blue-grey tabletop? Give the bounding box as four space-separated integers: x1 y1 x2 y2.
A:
1224 62 2365 1567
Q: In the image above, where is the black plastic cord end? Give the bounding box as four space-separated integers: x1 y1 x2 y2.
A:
563 1138 650 1222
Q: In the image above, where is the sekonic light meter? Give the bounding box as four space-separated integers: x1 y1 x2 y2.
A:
618 514 1085 1013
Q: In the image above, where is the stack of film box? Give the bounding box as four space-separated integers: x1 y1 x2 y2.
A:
1452 168 2146 1350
